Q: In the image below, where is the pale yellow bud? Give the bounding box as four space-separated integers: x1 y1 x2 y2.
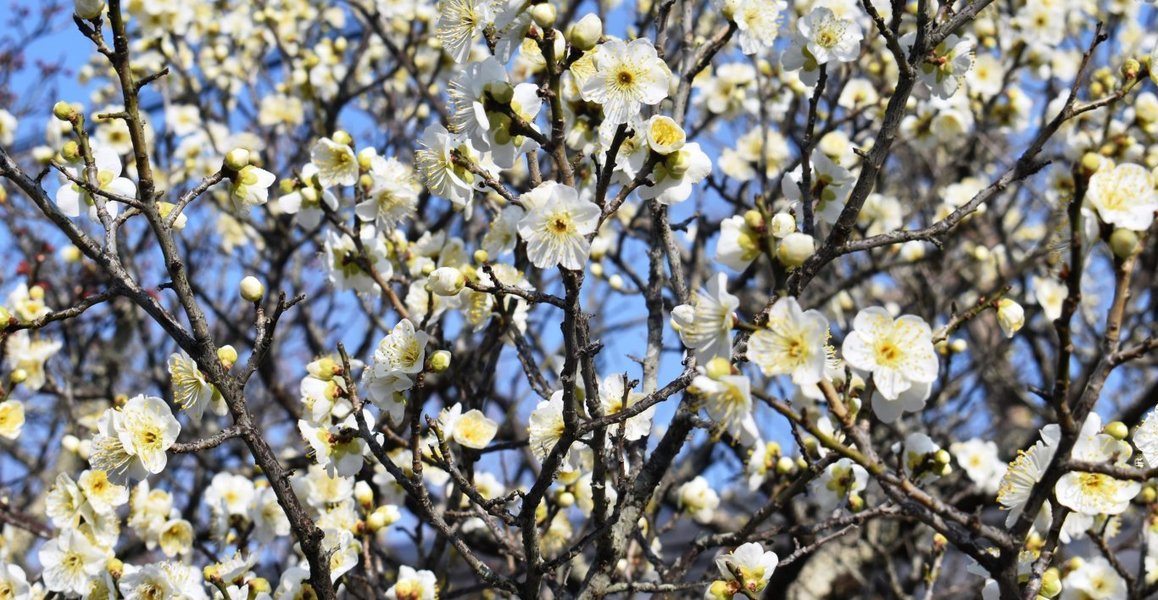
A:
430 350 452 372
217 345 239 369
53 101 77 121
428 267 466 296
1109 228 1140 258
567 14 603 51
776 233 815 267
239 276 265 302
530 3 557 28
769 212 795 238
331 130 353 146
1104 421 1129 441
224 148 250 171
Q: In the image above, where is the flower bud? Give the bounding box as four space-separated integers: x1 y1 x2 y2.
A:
645 115 686 155
331 130 353 147
217 345 239 370
556 490 576 507
1109 228 1140 258
0 307 10 329
430 350 452 372
665 150 692 178
847 493 865 512
769 212 795 238
485 82 515 106
473 249 489 263
776 233 815 267
239 276 265 302
996 298 1024 338
1104 421 1129 441
61 434 81 453
950 338 968 353
1040 568 1062 598
224 148 250 171
743 209 765 232
530 3 557 28
366 509 388 532
567 14 603 51
608 274 624 290
428 267 466 296
106 557 124 579
74 0 104 20
1122 58 1141 81
61 141 81 162
934 449 951 465
9 369 27 384
706 580 732 600
775 455 795 475
1079 152 1102 176
354 480 374 508
53 101 77 121
250 578 272 595
1140 486 1157 503
157 202 187 230
705 356 733 380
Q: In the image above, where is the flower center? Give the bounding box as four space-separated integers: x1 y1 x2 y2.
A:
616 70 634 86
874 341 900 366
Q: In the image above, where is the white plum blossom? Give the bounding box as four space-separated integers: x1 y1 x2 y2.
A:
671 273 740 363
841 307 939 418
714 542 779 595
55 144 135 219
309 137 359 188
386 565 438 600
580 38 672 127
951 438 1006 495
678 476 720 524
90 395 181 482
1055 413 1141 516
1085 162 1158 231
747 296 830 385
364 319 430 422
517 182 601 271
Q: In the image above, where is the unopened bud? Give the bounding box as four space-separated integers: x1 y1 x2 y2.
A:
1079 152 1102 176
847 493 865 512
996 298 1025 338
705 356 732 380
556 491 575 507
239 276 265 302
769 212 795 238
530 3 557 28
224 148 250 171
1104 421 1129 441
0 307 10 329
217 345 239 370
428 267 466 296
74 0 105 20
1040 568 1062 598
331 130 353 147
775 455 795 475
743 209 765 231
249 578 272 595
934 449 951 465
430 350 452 372
1109 228 1140 258
1122 58 1141 81
9 369 27 384
106 557 124 579
777 233 815 267
473 249 488 263
354 480 374 508
53 101 77 121
567 14 603 51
